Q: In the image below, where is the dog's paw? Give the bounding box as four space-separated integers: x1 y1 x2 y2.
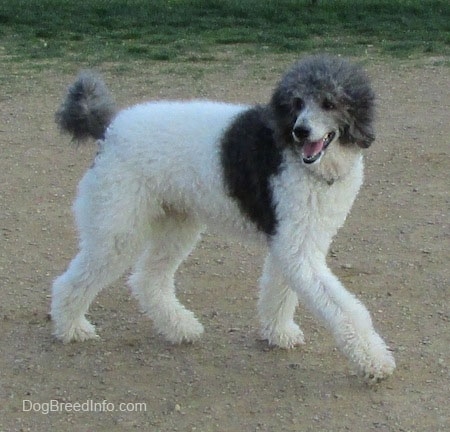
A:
360 349 396 384
261 321 305 349
157 310 204 344
347 333 396 383
53 317 99 343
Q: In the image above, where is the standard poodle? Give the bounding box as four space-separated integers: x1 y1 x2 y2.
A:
51 55 395 383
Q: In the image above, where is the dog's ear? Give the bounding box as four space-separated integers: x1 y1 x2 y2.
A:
269 86 299 147
339 68 376 149
340 91 376 148
342 120 375 148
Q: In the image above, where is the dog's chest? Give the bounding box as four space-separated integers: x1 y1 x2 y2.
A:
272 158 363 244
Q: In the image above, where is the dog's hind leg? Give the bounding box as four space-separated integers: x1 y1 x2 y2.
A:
51 247 136 343
51 171 149 343
258 255 305 348
129 214 204 344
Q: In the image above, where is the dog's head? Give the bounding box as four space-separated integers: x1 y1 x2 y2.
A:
270 55 375 165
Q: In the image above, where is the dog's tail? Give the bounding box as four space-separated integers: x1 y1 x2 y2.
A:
55 71 117 142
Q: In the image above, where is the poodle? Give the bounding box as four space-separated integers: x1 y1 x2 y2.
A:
51 55 395 382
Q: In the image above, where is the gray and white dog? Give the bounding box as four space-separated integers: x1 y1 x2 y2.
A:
52 55 395 383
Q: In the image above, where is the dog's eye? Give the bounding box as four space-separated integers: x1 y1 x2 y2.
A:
292 97 304 112
322 99 336 110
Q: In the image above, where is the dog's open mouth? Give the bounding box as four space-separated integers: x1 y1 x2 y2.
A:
302 131 336 165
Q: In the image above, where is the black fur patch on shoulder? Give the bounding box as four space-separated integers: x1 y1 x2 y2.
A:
220 106 283 236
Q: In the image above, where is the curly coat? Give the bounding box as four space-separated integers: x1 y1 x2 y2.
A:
51 55 395 383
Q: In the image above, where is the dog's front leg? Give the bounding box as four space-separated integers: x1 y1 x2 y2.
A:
267 242 395 383
258 254 305 349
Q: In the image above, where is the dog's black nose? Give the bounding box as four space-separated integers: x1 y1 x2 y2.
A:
293 126 310 140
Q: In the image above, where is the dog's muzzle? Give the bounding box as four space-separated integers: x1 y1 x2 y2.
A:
293 131 336 165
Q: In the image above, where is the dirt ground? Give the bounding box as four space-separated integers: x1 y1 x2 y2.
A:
0 54 449 432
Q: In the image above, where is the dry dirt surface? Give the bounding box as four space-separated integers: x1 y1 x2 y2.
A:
0 55 449 432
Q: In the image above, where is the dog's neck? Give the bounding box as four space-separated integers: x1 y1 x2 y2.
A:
305 144 363 185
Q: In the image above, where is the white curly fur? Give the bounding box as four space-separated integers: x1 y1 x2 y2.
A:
52 65 395 383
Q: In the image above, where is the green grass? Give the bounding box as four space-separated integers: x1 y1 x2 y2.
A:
1 0 449 64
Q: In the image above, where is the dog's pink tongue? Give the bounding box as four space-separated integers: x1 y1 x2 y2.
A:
303 139 324 158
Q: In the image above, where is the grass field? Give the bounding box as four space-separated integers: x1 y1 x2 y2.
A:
1 0 449 64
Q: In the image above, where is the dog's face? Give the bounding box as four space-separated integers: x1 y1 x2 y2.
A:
270 55 375 165
291 95 341 164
